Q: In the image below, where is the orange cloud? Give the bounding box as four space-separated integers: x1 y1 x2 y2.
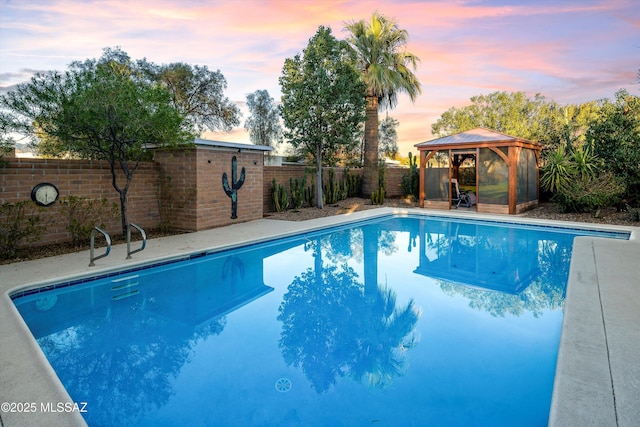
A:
2 0 637 147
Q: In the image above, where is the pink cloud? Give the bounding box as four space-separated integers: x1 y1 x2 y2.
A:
2 0 637 148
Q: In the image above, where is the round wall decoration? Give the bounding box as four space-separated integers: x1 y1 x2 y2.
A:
31 182 59 207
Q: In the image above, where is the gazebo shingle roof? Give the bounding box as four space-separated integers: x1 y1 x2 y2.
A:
415 127 537 147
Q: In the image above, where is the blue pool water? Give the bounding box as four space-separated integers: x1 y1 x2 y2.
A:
12 215 629 427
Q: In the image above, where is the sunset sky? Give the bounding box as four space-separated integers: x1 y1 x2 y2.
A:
1 0 638 155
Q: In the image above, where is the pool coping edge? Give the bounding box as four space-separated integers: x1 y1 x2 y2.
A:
1 207 638 427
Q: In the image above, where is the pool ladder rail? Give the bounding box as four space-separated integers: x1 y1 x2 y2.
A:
89 227 111 267
89 223 147 267
126 223 147 259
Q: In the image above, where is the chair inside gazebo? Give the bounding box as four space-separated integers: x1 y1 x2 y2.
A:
415 128 541 215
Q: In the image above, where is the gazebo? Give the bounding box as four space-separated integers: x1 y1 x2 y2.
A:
415 128 542 215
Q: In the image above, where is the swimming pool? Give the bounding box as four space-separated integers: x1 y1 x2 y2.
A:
11 215 630 426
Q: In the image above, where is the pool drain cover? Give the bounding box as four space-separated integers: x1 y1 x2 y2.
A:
275 378 291 392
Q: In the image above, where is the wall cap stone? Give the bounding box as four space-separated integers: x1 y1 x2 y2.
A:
194 138 273 153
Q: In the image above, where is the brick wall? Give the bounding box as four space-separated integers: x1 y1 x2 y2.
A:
154 149 198 231
385 167 407 198
2 155 409 248
1 158 160 245
195 147 264 230
264 165 408 212
155 146 265 231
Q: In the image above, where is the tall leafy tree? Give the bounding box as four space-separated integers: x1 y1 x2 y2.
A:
346 12 421 196
279 26 366 209
66 48 241 134
138 59 241 134
0 52 193 235
244 89 282 149
378 116 399 159
555 102 601 151
430 91 600 156
432 91 556 140
587 89 640 203
0 113 16 158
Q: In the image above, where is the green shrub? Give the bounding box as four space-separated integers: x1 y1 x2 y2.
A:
0 201 45 259
552 171 624 215
60 196 118 247
542 144 620 214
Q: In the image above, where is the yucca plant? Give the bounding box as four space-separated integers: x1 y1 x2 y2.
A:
571 145 600 179
540 146 576 193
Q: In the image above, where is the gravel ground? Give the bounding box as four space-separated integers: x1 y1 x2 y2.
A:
263 197 419 221
520 202 639 227
265 197 640 227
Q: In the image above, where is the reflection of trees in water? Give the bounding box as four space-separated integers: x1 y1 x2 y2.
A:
438 280 563 317
375 230 398 257
436 237 572 317
537 238 572 300
303 227 398 264
37 304 225 426
277 263 420 393
348 284 421 389
277 264 359 393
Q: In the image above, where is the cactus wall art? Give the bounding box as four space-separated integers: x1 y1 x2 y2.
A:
222 156 246 219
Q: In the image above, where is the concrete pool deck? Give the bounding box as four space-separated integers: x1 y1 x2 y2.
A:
0 207 638 427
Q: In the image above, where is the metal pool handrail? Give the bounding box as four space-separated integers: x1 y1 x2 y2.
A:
126 223 147 259
89 227 111 266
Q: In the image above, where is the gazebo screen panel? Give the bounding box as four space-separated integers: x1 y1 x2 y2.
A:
478 147 509 205
517 148 528 204
527 149 537 202
424 151 450 202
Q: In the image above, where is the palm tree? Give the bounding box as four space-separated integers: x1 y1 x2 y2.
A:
345 12 421 196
